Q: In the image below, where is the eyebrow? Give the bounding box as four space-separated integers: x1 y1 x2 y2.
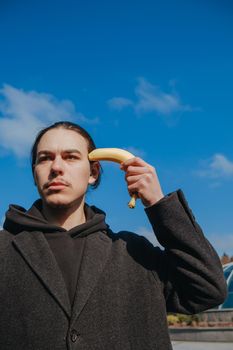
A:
37 149 83 156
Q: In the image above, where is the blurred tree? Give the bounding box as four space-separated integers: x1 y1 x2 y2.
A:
220 252 230 265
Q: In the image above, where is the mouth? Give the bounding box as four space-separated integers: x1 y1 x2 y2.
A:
46 181 69 190
48 184 67 190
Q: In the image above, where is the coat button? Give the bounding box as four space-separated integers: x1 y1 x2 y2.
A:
70 329 79 342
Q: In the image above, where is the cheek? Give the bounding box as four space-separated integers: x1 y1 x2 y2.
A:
71 164 91 182
34 168 46 186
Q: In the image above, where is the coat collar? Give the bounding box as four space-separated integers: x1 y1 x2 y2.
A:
12 230 112 321
12 231 71 318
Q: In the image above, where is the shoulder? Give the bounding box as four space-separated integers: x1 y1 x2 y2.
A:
0 229 12 238
108 229 152 247
0 229 14 249
107 229 163 270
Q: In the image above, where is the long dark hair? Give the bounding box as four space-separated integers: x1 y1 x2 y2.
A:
31 121 102 189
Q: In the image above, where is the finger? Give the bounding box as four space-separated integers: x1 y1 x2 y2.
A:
125 174 142 184
128 191 139 200
126 171 154 182
120 157 149 170
121 162 155 176
127 181 143 196
128 173 153 187
124 166 151 176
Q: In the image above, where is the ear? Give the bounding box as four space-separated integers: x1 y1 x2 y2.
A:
88 162 100 185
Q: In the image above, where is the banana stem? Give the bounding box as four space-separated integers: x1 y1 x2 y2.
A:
128 193 137 209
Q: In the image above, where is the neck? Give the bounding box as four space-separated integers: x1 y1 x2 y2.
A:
41 198 86 230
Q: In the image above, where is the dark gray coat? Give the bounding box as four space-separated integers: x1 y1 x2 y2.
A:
0 190 227 349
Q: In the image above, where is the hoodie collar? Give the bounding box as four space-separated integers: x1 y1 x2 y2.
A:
3 199 109 238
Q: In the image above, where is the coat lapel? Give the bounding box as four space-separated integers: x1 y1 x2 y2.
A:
12 231 71 318
70 232 112 324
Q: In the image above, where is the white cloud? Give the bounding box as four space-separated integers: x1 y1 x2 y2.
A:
107 97 133 111
0 84 98 158
207 233 233 256
137 226 233 258
137 226 232 257
197 154 233 179
137 226 163 248
107 78 196 117
0 216 5 230
134 78 193 115
124 146 146 158
211 154 233 177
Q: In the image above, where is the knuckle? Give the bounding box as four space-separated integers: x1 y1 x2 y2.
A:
137 187 143 195
126 176 132 184
128 185 135 192
138 178 145 187
148 165 155 173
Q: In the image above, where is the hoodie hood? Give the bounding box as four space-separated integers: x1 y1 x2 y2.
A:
3 199 109 238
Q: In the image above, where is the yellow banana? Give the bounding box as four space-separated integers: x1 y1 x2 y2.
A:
88 148 137 208
88 148 134 163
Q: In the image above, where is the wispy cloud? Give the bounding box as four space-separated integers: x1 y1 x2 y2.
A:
137 226 232 256
0 216 5 230
107 97 133 111
137 226 163 248
207 233 233 256
107 78 196 117
196 154 233 179
124 146 146 158
137 226 233 256
134 78 193 115
0 84 98 158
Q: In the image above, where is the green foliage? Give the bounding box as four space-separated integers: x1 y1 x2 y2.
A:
167 313 201 326
167 314 179 325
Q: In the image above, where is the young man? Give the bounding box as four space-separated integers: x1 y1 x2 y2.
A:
0 121 227 349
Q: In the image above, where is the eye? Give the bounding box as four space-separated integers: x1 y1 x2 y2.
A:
66 154 79 160
37 155 52 163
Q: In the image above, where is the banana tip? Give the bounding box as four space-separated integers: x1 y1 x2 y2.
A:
128 196 136 209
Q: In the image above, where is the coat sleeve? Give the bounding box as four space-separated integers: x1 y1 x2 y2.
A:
144 189 227 314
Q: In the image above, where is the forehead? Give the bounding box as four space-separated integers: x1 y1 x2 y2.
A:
37 128 88 153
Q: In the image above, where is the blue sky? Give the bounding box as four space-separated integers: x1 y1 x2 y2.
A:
0 0 233 255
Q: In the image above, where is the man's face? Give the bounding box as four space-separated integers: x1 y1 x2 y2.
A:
33 128 98 208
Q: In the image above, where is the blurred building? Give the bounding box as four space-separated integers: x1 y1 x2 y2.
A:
216 262 233 309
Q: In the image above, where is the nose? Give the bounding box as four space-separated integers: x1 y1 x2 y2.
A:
50 156 65 176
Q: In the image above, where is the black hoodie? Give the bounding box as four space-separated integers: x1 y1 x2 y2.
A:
3 199 109 305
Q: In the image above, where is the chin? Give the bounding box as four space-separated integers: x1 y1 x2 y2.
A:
43 194 71 208
43 193 84 209
47 201 71 209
